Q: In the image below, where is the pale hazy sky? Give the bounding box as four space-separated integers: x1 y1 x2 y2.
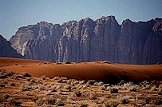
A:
0 0 162 40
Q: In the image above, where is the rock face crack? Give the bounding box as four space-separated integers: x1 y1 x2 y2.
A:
9 16 162 64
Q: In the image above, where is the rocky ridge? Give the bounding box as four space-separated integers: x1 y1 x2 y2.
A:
10 16 162 64
0 35 22 58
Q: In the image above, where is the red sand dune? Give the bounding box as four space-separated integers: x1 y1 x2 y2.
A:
0 57 162 82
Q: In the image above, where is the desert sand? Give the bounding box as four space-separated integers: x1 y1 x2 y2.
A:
0 57 162 82
0 57 162 106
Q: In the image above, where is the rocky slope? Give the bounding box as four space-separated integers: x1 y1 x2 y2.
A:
0 35 22 58
10 16 162 64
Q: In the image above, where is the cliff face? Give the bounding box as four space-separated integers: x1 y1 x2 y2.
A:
10 16 162 64
0 35 22 58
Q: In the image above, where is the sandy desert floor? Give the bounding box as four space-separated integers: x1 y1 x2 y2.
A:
0 57 162 106
0 57 162 82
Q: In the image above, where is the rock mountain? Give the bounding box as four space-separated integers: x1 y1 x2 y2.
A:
10 16 162 64
0 35 22 58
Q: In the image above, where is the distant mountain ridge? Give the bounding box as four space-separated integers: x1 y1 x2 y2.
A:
0 35 22 58
10 16 162 64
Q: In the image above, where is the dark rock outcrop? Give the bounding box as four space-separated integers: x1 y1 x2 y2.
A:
10 16 162 64
0 35 22 58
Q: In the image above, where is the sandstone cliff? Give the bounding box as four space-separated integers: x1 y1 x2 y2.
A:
10 16 162 64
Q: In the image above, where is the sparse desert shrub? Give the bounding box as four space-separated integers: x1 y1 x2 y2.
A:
145 84 151 89
56 62 62 64
51 86 57 92
46 97 56 105
102 61 111 64
10 82 15 86
30 78 36 83
53 76 60 80
41 75 49 80
123 82 134 89
120 96 129 104
106 86 111 91
98 81 104 86
75 91 82 97
64 84 71 91
73 80 79 85
36 98 44 106
100 85 107 90
129 85 139 92
150 81 160 87
0 93 10 102
158 88 162 95
65 61 72 64
90 92 97 100
20 85 32 91
145 97 151 104
103 84 110 87
104 100 119 107
37 84 45 91
0 71 14 79
140 80 149 86
55 99 64 106
79 80 85 84
10 100 22 107
43 62 48 64
150 86 157 91
0 84 5 88
60 77 68 80
19 72 31 77
86 80 96 85
80 102 88 107
55 85 61 90
110 88 118 93
155 99 162 105
94 82 98 86
118 80 125 85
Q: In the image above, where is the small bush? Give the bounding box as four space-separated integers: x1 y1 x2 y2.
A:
98 81 104 86
36 98 44 106
120 96 129 104
104 100 119 107
65 61 72 64
41 75 48 80
80 102 88 107
0 94 10 102
79 80 85 84
129 85 139 92
46 98 56 105
10 82 16 86
102 61 111 64
86 80 96 85
20 72 32 77
0 84 5 88
110 88 118 93
155 99 162 105
0 71 14 79
90 92 97 100
43 62 48 64
75 91 82 97
56 62 62 64
10 100 22 107
64 85 71 91
158 88 162 95
55 99 64 106
100 85 107 90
